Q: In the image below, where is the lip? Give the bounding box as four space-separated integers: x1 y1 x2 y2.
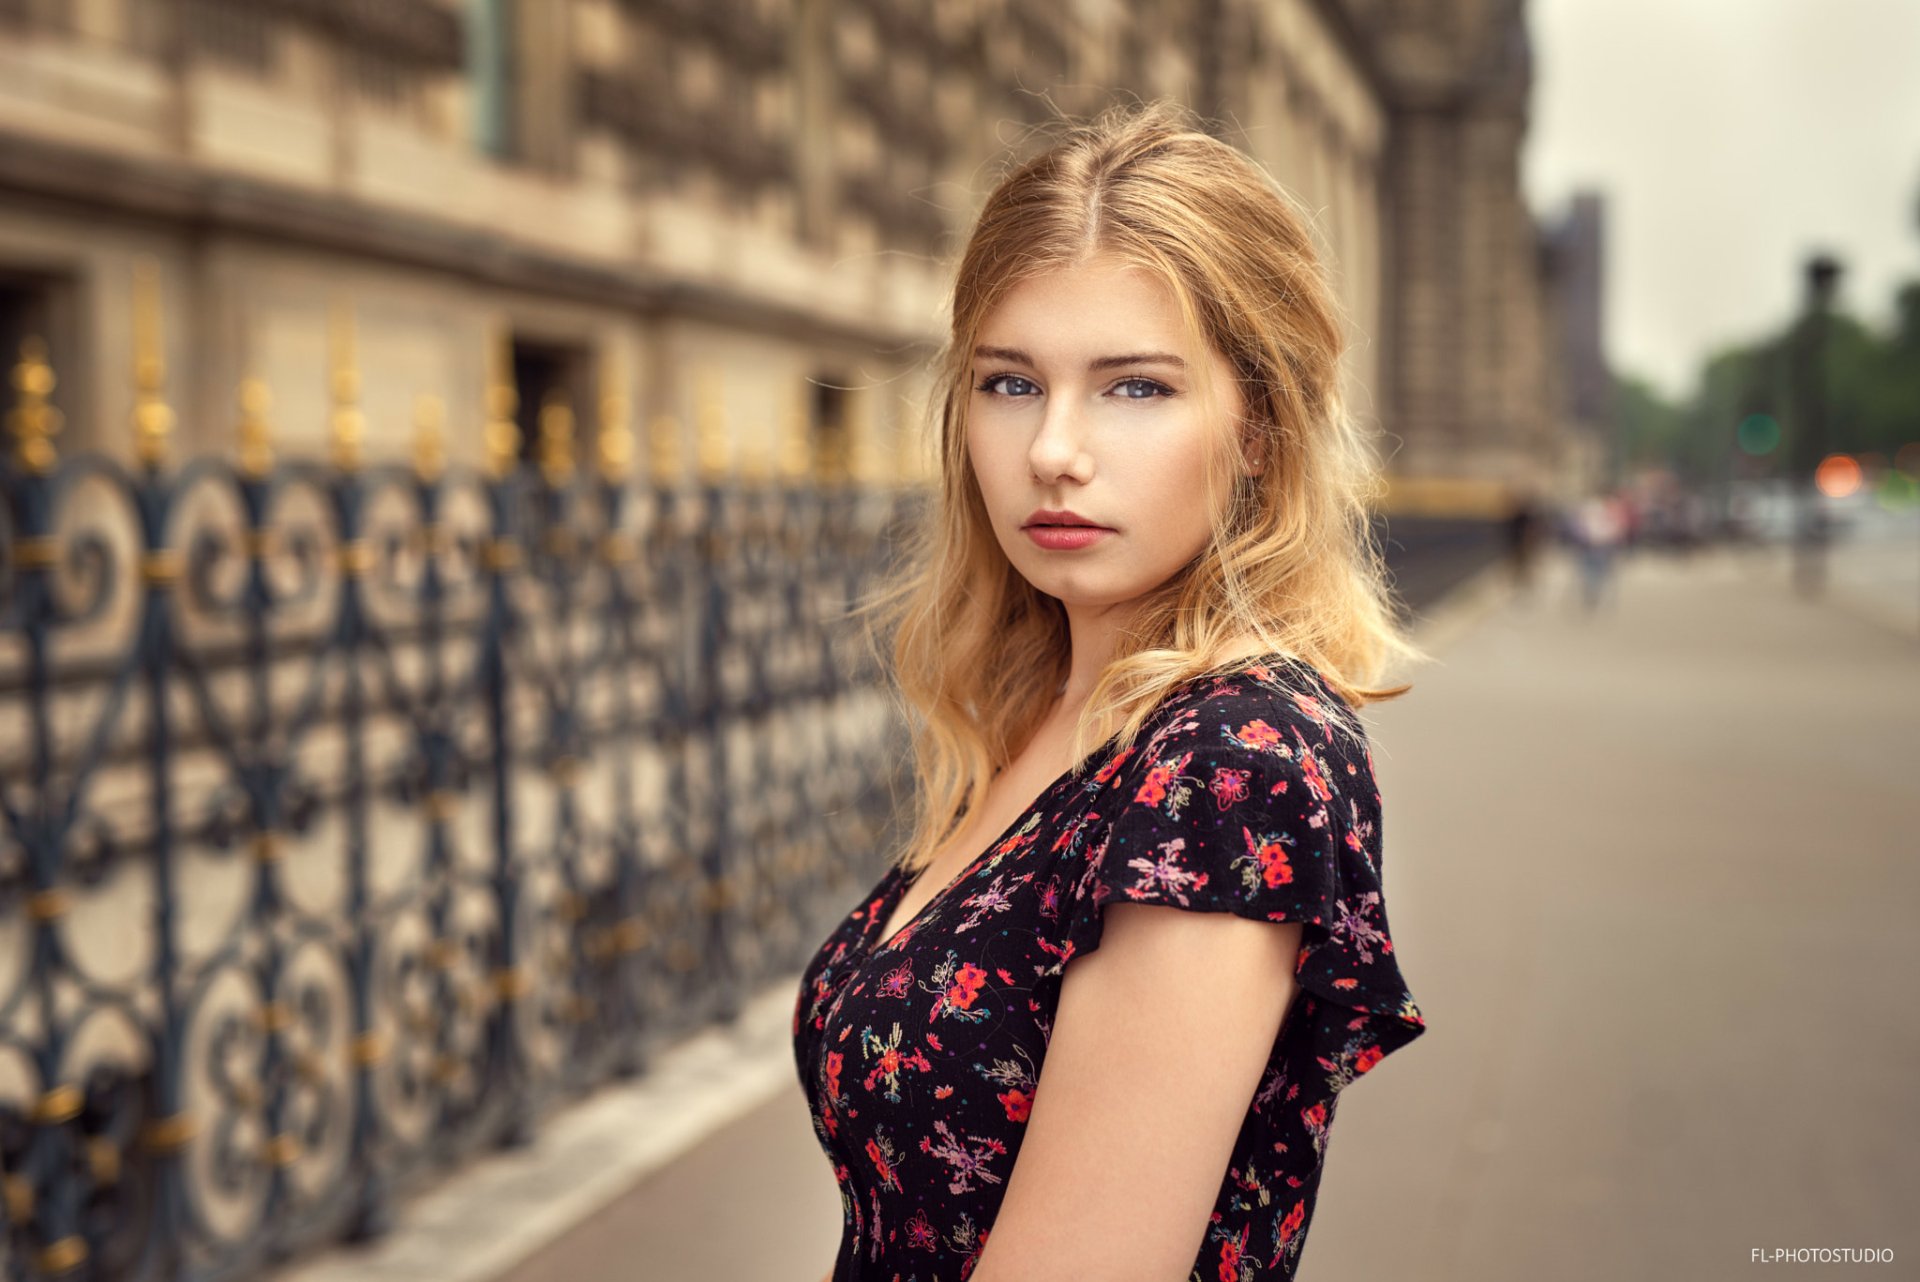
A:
1022 508 1111 530
1024 525 1114 551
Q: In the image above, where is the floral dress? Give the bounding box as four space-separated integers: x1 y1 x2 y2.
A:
791 655 1427 1281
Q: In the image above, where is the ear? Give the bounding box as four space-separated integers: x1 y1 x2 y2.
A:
1239 429 1266 477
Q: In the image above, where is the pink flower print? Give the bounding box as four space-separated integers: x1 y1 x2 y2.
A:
918 1118 1008 1196
1038 873 1064 920
1208 764 1253 810
1123 836 1212 906
876 958 914 1000
904 1207 940 1252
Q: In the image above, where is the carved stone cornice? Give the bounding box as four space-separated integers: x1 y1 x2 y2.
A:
0 128 934 354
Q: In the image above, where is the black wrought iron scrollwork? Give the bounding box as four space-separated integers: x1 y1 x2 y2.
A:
0 324 919 1279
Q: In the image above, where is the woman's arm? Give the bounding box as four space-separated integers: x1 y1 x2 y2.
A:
969 902 1303 1282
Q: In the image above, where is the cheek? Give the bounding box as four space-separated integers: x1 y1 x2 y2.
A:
1112 434 1226 567
1122 434 1214 521
963 426 991 489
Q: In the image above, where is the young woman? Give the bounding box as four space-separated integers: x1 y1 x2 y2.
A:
793 99 1430 1282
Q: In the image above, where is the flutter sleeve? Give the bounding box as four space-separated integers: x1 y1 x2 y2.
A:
1055 679 1429 1081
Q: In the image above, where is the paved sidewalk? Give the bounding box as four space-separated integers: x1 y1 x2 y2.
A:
280 543 1919 1282
1335 544 1918 1280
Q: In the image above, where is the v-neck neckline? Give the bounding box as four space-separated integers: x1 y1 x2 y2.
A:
858 651 1302 957
865 724 1126 957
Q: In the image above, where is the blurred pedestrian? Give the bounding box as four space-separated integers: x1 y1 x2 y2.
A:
1503 487 1544 599
1572 491 1627 612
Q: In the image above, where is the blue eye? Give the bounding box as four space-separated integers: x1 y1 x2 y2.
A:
974 373 1038 397
972 373 1176 400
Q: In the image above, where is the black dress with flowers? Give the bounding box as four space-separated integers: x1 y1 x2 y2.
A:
791 655 1427 1281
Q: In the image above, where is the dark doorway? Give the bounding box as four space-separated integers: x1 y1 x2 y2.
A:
0 266 82 467
511 337 595 467
810 374 848 478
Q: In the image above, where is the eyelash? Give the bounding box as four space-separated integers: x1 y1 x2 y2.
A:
973 373 1176 401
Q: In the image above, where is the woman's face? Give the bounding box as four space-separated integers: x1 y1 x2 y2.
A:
965 255 1251 613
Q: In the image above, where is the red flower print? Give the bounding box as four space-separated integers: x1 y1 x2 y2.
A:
1131 751 1192 807
1278 1199 1306 1246
934 1084 954 1100
998 1088 1033 1122
1293 731 1333 803
1354 1045 1384 1075
1331 976 1359 990
825 1051 843 1098
994 967 1016 985
960 1227 990 1280
1218 1222 1249 1281
947 962 989 1010
1234 718 1284 750
865 1136 903 1192
926 1033 943 1051
1243 827 1295 887
1093 746 1135 786
1290 692 1336 742
1301 1102 1327 1129
1208 765 1253 810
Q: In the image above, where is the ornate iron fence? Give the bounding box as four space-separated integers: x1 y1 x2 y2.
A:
0 286 919 1280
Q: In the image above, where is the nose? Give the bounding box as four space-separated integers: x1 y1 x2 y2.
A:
1027 397 1091 480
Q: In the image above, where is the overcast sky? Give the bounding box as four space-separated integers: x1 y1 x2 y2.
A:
1523 0 1920 400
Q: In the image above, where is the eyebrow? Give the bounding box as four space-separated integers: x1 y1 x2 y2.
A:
972 345 1188 372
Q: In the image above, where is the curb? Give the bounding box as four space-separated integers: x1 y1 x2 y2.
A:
269 977 809 1282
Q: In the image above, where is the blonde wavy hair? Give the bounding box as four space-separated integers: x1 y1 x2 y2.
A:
855 98 1429 880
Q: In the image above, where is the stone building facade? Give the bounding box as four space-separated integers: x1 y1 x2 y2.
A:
0 0 1598 507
